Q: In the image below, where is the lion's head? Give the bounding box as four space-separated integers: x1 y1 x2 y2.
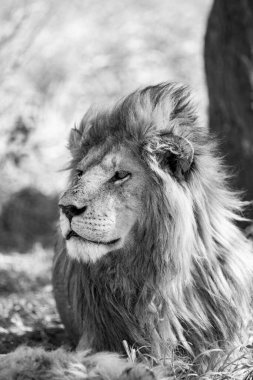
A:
55 83 253 358
59 83 196 265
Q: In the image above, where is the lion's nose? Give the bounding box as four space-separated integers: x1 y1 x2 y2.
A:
59 204 87 222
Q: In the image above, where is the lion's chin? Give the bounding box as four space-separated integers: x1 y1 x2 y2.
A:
66 236 120 263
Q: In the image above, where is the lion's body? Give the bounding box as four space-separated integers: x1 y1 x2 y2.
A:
53 83 253 364
1 83 253 380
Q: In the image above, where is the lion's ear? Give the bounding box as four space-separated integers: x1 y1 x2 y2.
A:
68 127 82 155
155 134 194 180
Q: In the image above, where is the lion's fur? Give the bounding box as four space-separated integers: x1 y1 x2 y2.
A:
53 83 253 361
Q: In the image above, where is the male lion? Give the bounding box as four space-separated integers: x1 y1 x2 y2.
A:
1 83 253 379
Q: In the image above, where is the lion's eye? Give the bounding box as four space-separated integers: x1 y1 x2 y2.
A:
111 171 131 183
76 170 83 178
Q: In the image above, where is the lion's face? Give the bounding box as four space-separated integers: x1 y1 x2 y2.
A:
59 145 147 262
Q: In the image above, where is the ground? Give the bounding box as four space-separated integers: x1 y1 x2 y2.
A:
0 248 70 354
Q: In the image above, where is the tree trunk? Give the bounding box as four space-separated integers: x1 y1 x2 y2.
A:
204 0 253 221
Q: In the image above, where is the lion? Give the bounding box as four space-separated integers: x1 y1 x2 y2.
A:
1 82 253 379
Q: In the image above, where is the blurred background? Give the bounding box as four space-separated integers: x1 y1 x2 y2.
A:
0 0 212 255
1 0 252 354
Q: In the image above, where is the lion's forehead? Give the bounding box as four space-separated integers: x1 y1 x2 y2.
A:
77 144 117 172
78 145 141 180
80 149 119 175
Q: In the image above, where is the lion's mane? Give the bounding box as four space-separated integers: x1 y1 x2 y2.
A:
53 83 253 362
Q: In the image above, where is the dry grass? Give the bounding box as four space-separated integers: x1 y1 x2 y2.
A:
123 341 253 379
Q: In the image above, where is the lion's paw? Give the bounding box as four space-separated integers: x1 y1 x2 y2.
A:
119 365 156 380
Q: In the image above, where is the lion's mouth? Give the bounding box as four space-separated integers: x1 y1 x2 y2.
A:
66 230 120 246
